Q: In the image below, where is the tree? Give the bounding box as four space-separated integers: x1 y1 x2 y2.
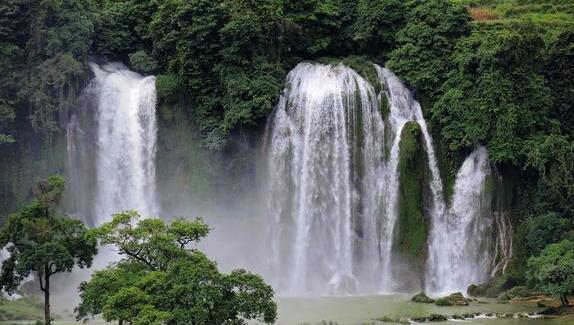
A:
77 211 277 325
527 240 574 307
432 24 553 163
526 213 573 257
352 0 406 56
387 0 471 95
524 135 574 216
545 30 574 135
0 176 97 325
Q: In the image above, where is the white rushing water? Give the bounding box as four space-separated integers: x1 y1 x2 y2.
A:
67 63 158 224
375 67 446 292
264 63 496 296
426 146 493 295
263 63 385 295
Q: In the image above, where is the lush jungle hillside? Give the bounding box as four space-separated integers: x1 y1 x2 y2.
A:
0 0 572 292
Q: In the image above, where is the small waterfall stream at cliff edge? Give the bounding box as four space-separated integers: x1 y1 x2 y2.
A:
263 62 497 296
375 67 447 292
426 146 494 295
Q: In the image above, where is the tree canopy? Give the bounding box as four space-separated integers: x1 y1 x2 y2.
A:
77 211 277 325
527 240 574 307
0 176 97 325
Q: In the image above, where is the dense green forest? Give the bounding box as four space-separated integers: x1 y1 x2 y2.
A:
0 0 573 307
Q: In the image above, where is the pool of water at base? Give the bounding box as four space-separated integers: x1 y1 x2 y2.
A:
266 294 552 325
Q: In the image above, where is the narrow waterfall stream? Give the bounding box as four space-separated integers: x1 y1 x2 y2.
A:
426 146 494 295
67 63 159 225
375 67 446 292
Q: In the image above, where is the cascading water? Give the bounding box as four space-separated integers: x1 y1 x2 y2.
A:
263 63 385 295
375 67 446 291
67 63 159 224
426 146 494 295
264 63 497 296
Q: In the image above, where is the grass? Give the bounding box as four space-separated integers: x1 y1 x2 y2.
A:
0 296 43 322
454 0 574 40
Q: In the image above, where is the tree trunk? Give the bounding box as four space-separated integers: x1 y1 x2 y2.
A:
44 271 50 325
561 294 569 307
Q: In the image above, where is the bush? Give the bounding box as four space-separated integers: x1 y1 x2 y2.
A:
526 213 572 256
155 74 179 102
128 50 157 74
527 240 574 307
497 286 536 301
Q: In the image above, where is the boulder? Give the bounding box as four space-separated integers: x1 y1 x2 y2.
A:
467 283 488 297
497 286 541 301
435 298 452 306
411 292 435 303
377 315 397 323
435 292 471 306
427 314 448 322
412 316 427 322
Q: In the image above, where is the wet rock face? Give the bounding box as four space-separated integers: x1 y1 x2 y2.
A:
411 292 435 303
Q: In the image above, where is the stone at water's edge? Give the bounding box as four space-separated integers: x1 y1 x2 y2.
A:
411 292 435 303
427 313 448 321
435 292 472 306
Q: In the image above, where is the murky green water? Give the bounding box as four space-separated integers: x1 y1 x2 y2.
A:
3 295 566 325
272 295 549 325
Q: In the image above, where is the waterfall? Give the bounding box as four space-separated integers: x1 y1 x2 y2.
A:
263 63 495 296
67 63 158 224
375 67 446 291
263 63 385 295
426 146 493 295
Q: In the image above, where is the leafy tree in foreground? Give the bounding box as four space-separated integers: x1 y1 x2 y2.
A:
77 211 277 325
0 176 97 325
527 240 574 307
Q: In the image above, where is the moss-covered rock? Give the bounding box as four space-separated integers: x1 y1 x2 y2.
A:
379 94 389 119
435 298 452 306
497 286 537 301
411 292 435 303
467 283 489 297
412 316 427 322
467 274 520 298
427 314 448 322
376 315 409 324
395 122 429 265
317 56 382 93
462 312 475 318
435 292 471 306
